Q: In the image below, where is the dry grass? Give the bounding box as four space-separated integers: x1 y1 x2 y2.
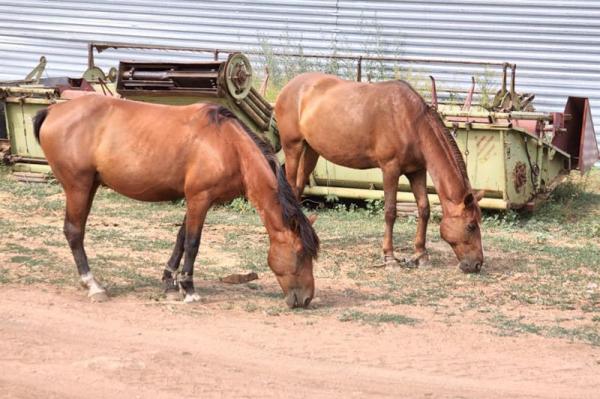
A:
1 166 599 345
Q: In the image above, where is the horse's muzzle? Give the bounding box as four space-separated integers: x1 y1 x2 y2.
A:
285 288 313 309
459 260 482 273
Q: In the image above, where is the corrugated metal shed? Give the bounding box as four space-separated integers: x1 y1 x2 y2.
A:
1 0 599 152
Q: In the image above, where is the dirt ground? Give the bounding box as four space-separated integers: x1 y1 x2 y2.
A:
1 286 599 399
1 168 600 398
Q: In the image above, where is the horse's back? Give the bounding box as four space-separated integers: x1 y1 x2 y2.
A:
276 73 428 169
39 96 221 201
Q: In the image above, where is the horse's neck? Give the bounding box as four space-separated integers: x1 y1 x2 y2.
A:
236 141 288 240
419 117 470 213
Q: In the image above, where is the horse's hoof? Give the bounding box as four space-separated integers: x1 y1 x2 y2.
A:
416 254 430 268
401 258 419 269
384 255 402 269
183 293 202 303
406 252 429 268
89 291 108 303
165 291 183 301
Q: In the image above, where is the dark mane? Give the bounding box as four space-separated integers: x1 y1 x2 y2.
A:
394 80 470 184
425 107 469 182
206 104 319 259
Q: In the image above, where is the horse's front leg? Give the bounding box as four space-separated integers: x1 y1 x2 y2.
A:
382 167 401 268
406 170 430 267
63 180 107 301
179 198 210 303
162 214 186 300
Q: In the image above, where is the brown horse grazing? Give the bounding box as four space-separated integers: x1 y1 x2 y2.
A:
275 72 483 272
33 95 319 307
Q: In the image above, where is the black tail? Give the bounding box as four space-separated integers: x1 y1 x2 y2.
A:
33 108 49 143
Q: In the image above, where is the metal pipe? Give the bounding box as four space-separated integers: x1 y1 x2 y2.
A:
236 100 269 130
429 76 438 110
121 70 219 81
9 156 48 165
440 110 555 121
302 185 508 210
88 41 510 69
242 96 270 125
247 89 273 115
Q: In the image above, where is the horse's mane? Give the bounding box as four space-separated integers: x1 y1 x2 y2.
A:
394 80 470 187
206 104 319 260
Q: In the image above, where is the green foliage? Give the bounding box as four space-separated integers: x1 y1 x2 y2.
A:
225 197 255 214
475 67 499 109
482 210 519 229
324 193 339 203
365 198 384 216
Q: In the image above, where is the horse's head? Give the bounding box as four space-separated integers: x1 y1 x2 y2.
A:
440 191 484 273
268 215 318 309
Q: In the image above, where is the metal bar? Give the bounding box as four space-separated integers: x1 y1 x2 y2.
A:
242 97 270 125
440 110 554 121
247 89 273 115
2 97 59 105
121 70 219 81
302 185 508 210
0 87 58 96
89 41 510 69
9 156 48 165
430 76 438 110
87 42 94 69
236 100 269 130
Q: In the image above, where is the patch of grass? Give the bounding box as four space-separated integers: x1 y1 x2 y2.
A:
338 309 419 326
1 164 600 347
488 313 600 346
488 314 542 336
243 301 259 313
546 324 600 346
224 197 255 213
0 268 10 283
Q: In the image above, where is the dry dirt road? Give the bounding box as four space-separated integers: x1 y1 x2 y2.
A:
1 286 599 399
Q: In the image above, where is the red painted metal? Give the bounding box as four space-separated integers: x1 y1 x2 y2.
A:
556 97 600 173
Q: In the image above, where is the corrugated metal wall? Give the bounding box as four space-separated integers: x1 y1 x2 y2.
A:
1 0 599 149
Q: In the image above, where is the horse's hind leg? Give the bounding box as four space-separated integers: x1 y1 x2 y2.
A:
162 214 186 300
282 140 304 199
178 197 210 303
63 179 105 301
296 144 319 197
406 170 430 267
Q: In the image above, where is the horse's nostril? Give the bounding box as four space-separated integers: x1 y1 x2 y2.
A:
303 296 312 308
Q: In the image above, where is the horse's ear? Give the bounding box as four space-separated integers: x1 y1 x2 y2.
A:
464 190 484 209
474 190 485 203
463 192 475 208
307 214 318 225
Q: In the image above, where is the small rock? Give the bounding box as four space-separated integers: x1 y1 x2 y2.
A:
220 272 259 284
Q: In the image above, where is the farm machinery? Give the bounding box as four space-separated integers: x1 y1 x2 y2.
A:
1 43 598 209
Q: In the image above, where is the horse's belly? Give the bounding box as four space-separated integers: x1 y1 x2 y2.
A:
299 100 380 169
97 166 184 202
302 124 377 169
312 145 375 169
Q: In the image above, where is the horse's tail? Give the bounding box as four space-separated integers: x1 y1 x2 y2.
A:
33 108 49 143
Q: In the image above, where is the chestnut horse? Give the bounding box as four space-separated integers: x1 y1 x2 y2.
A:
34 95 319 307
275 73 483 272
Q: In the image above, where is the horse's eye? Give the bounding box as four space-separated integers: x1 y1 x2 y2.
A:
466 222 477 233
